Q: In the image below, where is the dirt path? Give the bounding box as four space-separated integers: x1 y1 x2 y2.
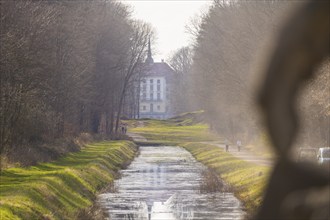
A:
128 130 272 166
127 132 147 142
201 141 273 166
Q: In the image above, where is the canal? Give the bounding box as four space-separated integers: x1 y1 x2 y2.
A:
98 146 245 220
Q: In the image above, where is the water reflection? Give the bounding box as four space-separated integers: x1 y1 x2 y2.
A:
98 146 245 220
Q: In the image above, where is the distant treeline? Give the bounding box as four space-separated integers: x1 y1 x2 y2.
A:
0 1 153 154
170 1 329 148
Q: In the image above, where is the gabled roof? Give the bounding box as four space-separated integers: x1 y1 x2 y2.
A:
144 62 175 77
142 39 175 79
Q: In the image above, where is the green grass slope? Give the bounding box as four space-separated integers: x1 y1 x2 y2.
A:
0 141 137 220
181 142 269 213
131 118 218 144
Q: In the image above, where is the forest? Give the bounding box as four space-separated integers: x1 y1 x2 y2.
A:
0 1 153 164
170 1 329 151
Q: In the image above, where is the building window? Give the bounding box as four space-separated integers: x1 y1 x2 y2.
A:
150 79 153 83
157 93 161 100
150 85 153 91
142 93 146 100
142 84 146 92
157 85 161 91
150 93 154 100
142 105 146 110
157 79 160 84
157 105 161 110
150 103 154 112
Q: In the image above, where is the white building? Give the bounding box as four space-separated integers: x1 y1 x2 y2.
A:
139 40 175 119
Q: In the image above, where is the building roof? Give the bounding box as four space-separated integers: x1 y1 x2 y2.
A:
143 62 175 77
142 39 175 79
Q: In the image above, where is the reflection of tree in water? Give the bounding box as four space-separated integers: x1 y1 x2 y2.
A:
165 194 195 220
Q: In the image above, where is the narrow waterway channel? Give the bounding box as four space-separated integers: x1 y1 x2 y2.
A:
98 146 245 220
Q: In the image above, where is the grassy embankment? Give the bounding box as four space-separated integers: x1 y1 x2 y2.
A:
0 141 137 220
129 112 270 213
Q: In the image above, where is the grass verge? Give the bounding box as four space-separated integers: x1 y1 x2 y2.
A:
181 142 269 213
0 141 137 220
130 119 218 143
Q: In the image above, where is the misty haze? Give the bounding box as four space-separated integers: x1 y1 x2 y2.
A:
0 1 329 220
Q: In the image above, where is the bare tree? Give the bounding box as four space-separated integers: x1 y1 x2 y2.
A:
114 21 153 133
0 0 154 159
169 46 194 114
188 1 294 143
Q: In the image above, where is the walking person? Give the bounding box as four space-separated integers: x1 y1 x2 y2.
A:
237 140 242 152
225 144 229 152
123 124 127 134
225 139 229 152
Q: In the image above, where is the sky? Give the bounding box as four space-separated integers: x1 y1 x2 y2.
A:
122 0 212 62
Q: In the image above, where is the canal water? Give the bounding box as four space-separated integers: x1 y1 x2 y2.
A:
98 146 245 220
